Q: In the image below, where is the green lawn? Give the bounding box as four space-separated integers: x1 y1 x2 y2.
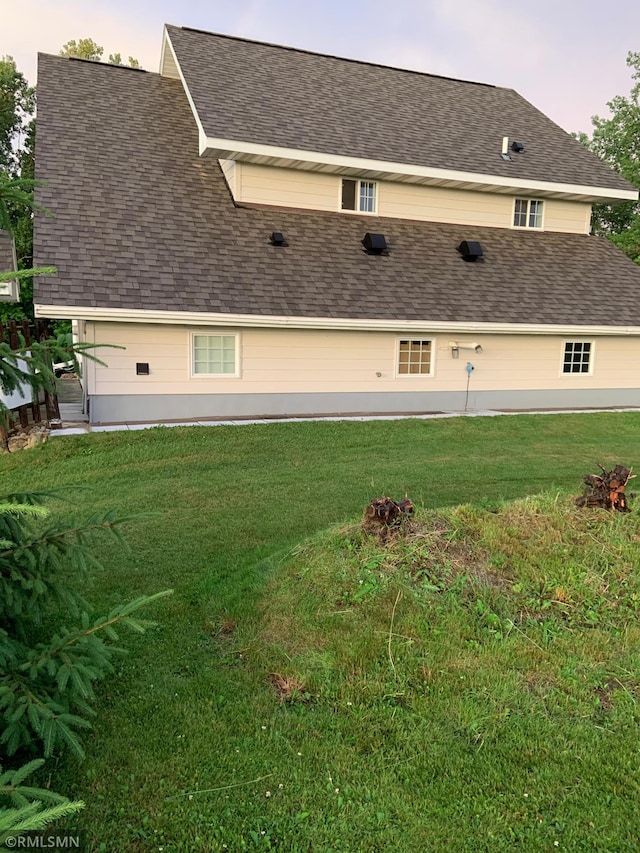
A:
3 412 640 852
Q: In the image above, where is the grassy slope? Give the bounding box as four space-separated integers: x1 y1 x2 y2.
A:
2 413 640 851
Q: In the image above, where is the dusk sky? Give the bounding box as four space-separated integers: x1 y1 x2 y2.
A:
3 0 640 135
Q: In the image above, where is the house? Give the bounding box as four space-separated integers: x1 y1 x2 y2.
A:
33 25 640 424
0 231 19 303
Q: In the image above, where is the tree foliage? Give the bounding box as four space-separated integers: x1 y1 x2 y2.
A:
58 39 104 61
60 38 140 68
0 57 35 175
578 51 640 263
0 57 36 322
0 492 172 759
1 758 84 843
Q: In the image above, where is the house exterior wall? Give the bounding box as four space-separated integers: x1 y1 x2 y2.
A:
85 321 640 423
225 162 592 234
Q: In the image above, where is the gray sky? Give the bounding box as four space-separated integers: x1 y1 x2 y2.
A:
3 0 639 134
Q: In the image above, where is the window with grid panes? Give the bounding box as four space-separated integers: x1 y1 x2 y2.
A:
562 341 592 374
513 198 543 228
193 334 237 375
397 339 432 375
341 178 377 213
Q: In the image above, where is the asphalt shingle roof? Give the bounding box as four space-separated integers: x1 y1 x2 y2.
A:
33 54 640 327
166 25 635 193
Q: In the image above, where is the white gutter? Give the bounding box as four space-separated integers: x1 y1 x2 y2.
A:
33 304 640 337
201 136 638 203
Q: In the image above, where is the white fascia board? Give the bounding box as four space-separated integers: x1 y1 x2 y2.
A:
34 304 640 338
161 29 206 145
202 136 638 203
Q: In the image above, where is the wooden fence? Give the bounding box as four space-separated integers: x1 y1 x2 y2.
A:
0 319 60 438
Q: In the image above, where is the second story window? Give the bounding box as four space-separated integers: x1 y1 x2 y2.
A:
341 179 377 213
513 198 543 229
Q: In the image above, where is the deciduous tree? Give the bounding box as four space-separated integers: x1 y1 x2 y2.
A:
578 52 640 263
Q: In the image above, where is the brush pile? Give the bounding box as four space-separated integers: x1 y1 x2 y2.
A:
575 464 635 512
363 496 414 540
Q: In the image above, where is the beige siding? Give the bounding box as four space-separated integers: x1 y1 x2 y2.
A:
228 163 591 233
87 322 638 397
379 183 511 228
237 163 338 211
542 199 593 234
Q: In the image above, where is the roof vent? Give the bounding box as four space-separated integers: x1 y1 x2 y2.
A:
270 231 288 247
500 135 512 162
511 140 525 153
458 240 484 262
362 233 388 255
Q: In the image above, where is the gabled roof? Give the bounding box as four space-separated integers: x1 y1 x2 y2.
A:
164 24 636 198
33 54 640 331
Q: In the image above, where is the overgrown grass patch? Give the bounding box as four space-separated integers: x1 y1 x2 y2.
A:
3 413 640 850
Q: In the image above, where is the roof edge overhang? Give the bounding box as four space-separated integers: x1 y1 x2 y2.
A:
161 26 636 204
160 26 207 147
201 139 638 203
34 304 640 337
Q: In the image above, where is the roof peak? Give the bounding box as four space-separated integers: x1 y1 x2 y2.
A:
168 24 497 90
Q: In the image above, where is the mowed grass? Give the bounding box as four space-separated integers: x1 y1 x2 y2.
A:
2 412 640 851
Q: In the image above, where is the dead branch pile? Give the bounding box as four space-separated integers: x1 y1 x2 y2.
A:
363 497 414 540
575 464 635 512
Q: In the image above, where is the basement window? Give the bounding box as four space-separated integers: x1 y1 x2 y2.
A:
562 341 592 374
513 198 543 229
192 333 239 376
341 179 377 213
397 339 433 376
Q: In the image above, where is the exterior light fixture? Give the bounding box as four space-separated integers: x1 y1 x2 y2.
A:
450 341 483 355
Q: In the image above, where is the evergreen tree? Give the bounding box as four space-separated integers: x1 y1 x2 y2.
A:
0 492 172 758
1 758 84 843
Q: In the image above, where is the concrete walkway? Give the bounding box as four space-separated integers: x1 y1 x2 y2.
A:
51 405 640 437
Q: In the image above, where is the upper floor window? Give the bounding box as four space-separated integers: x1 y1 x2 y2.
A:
341 179 377 213
513 198 543 229
562 341 592 374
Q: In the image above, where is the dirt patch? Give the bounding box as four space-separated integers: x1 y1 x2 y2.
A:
404 519 506 590
269 672 311 703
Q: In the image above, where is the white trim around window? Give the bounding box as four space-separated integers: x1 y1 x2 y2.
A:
513 198 544 229
340 178 378 214
190 331 241 378
561 340 594 376
395 337 435 378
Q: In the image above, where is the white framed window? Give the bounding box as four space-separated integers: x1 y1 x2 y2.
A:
341 178 377 213
562 341 593 375
191 333 239 377
396 339 434 376
513 198 544 229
